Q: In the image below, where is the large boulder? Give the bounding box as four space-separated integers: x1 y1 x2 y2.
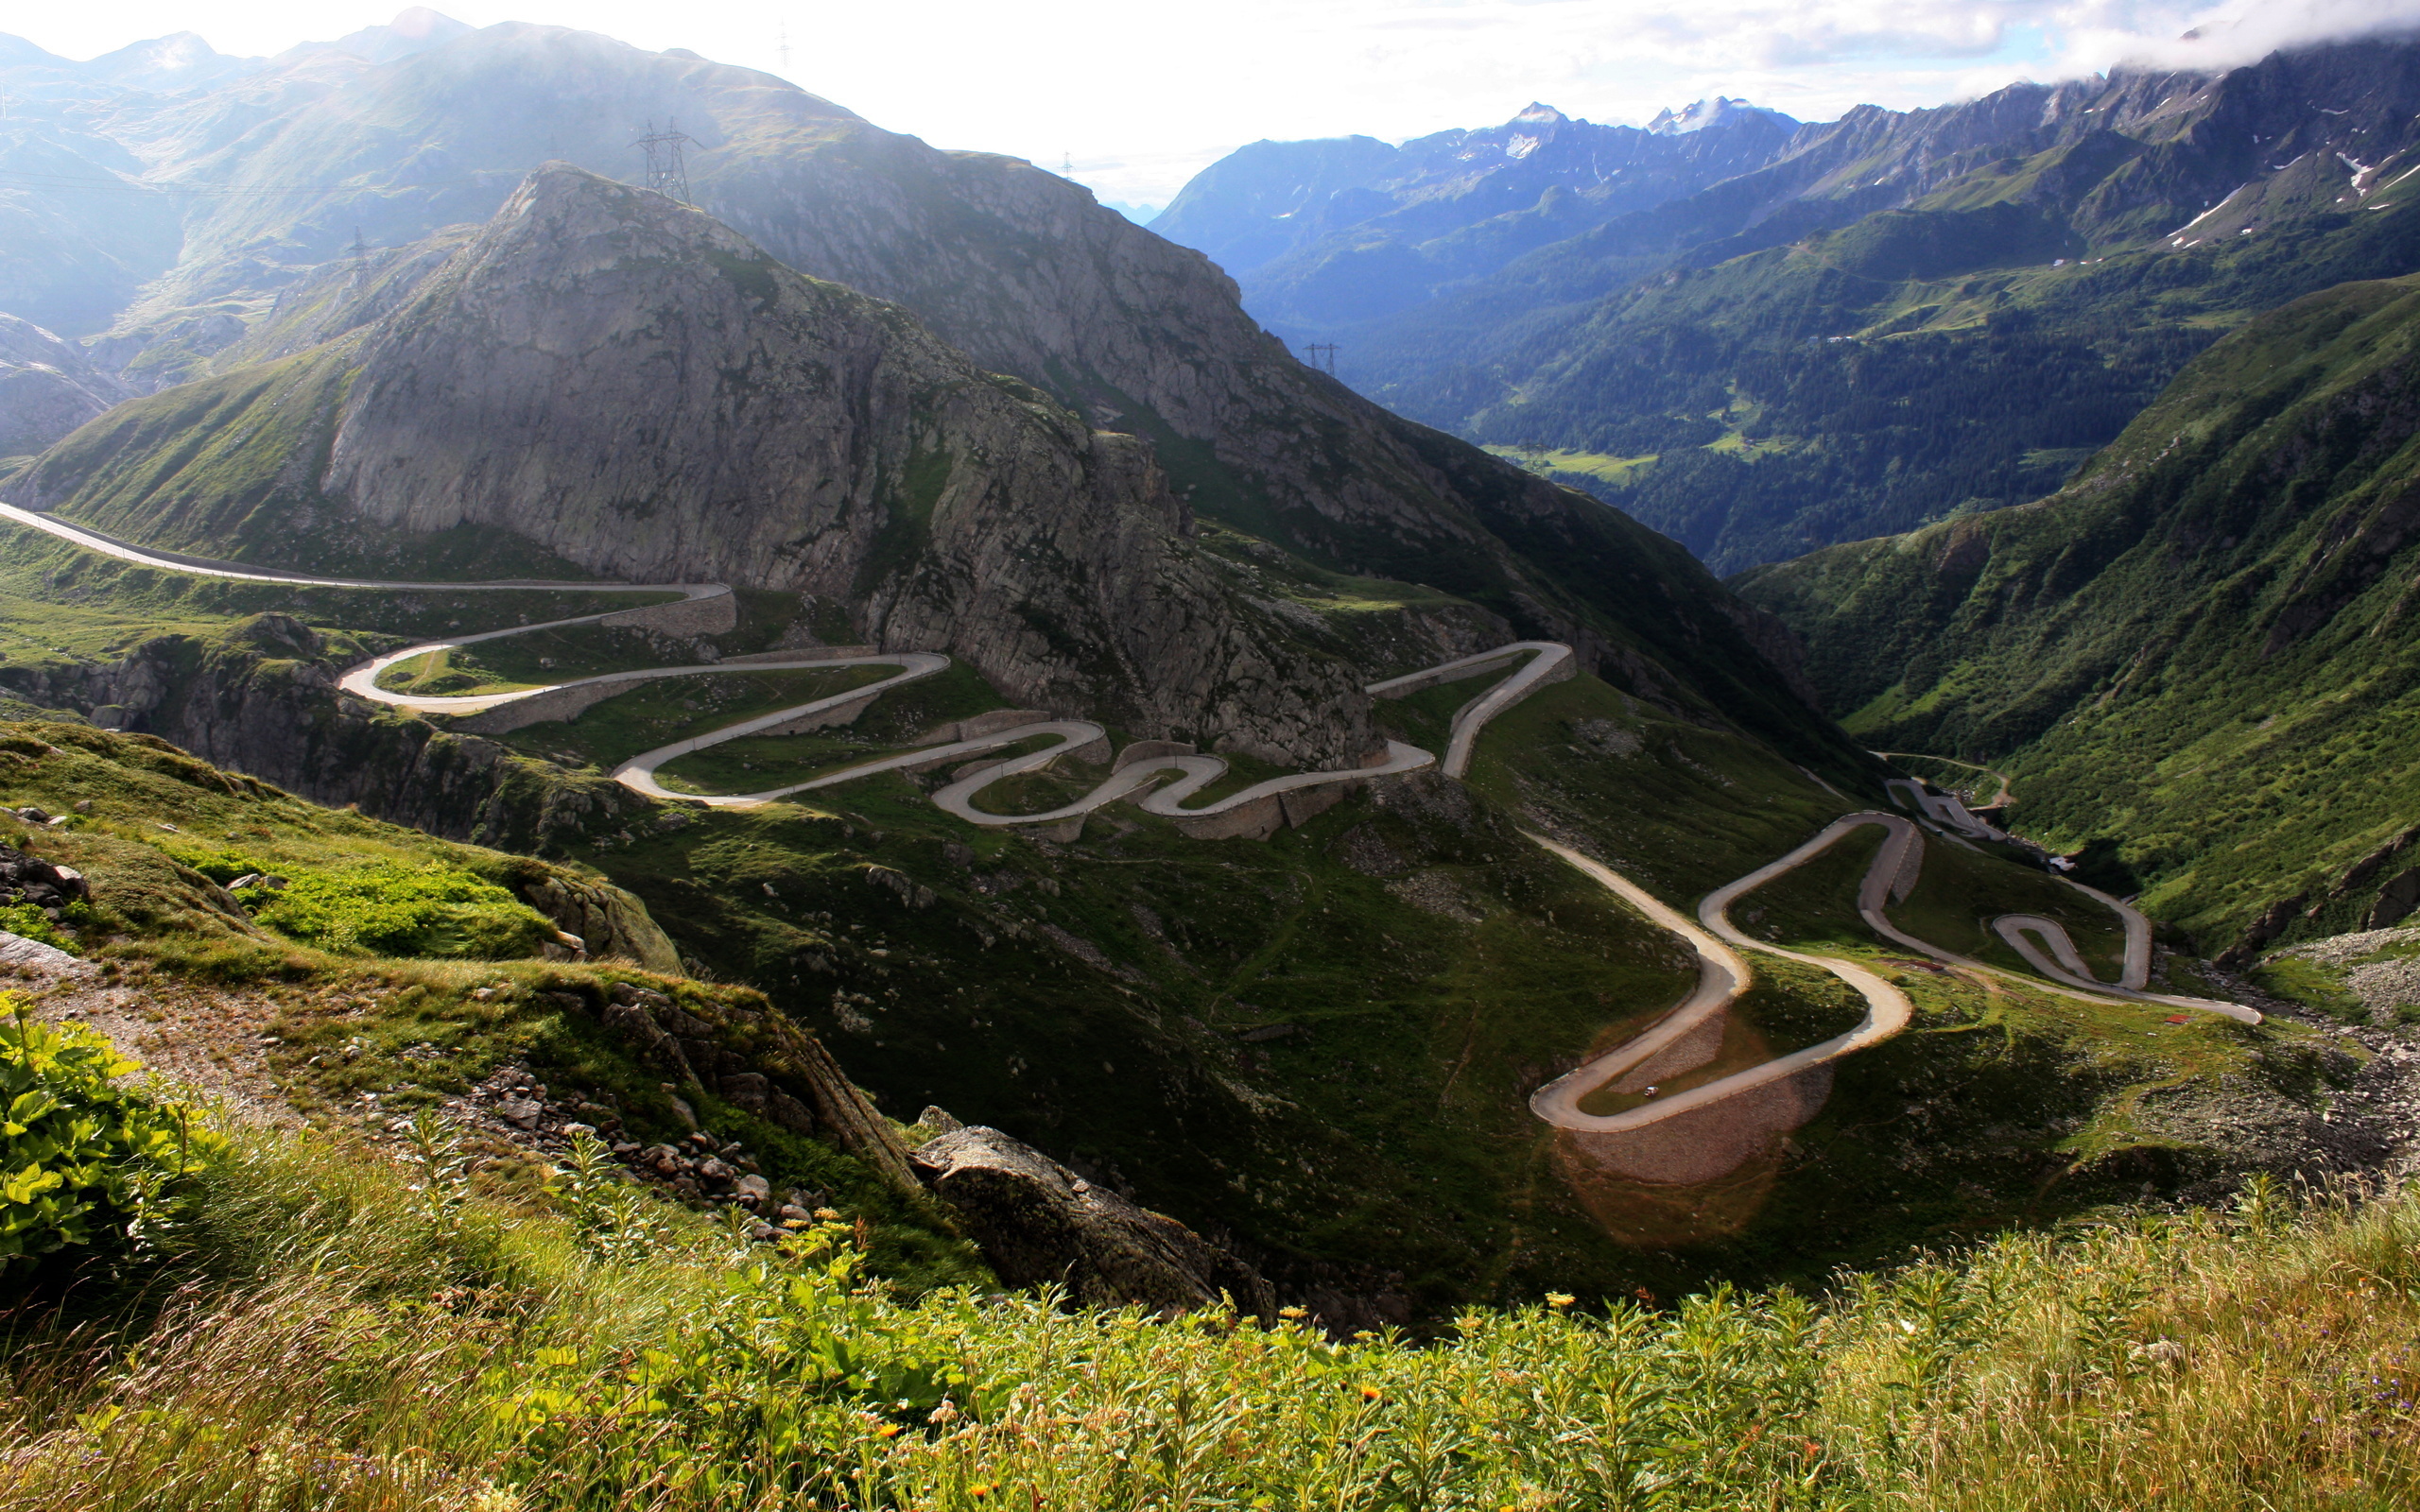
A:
910 1124 1273 1318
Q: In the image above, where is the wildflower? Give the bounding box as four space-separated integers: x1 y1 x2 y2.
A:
876 1423 903 1439
1279 1306 1307 1320
1359 1385 1383 1402
1547 1293 1575 1310
815 1207 842 1221
928 1400 960 1426
969 1485 994 1500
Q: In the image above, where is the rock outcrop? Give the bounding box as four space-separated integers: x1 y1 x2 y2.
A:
909 1123 1275 1318
0 314 131 456
583 976 923 1196
519 873 680 974
0 837 89 913
13 166 1377 769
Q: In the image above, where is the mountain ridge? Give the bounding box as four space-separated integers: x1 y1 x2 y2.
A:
8 164 1409 768
1734 272 2420 952
1159 34 2420 572
0 19 1862 776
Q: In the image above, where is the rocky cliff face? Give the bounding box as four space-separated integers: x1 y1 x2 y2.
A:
0 314 133 456
12 167 1375 766
0 614 662 857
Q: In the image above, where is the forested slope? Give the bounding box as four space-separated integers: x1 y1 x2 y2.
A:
1737 275 2420 953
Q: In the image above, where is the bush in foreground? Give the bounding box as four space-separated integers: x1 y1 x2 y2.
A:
0 1000 218 1272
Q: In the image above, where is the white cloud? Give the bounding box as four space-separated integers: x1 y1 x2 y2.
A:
10 1 2417 205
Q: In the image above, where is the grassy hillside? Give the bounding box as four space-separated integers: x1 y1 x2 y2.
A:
1737 275 2420 953
0 545 2347 1314
7 1076 2415 1510
509 659 2347 1305
1472 190 2420 573
0 489 2365 1314
0 720 977 1287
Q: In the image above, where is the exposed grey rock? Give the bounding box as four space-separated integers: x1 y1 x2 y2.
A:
522 874 679 972
911 1124 1274 1318
0 841 90 911
586 977 920 1195
497 1096 543 1128
0 314 131 455
0 929 84 975
22 166 1378 768
718 1071 771 1113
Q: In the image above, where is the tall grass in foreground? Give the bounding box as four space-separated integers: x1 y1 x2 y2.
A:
3 1124 2415 1510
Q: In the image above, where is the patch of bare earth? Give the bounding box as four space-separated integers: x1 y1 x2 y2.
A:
12 958 299 1127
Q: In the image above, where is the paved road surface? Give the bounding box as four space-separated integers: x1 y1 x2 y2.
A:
1873 750 2013 808
0 503 1562 833
1528 810 2257 1133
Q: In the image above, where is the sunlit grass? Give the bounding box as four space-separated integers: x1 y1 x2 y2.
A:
6 1109 2415 1511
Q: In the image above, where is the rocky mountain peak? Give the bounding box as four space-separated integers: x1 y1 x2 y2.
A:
317 8 475 66
1646 96 1785 135
17 163 1383 766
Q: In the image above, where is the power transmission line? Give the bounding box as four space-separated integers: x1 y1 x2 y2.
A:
635 118 693 205
1302 342 1339 375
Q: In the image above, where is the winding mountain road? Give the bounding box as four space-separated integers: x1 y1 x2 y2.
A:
1873 750 2013 808
1883 776 2006 841
0 503 2264 1138
0 503 1564 833
1528 810 2257 1134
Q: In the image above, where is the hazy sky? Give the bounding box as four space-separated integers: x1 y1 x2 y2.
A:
11 1 2415 208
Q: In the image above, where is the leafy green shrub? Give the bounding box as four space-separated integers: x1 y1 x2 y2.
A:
1 999 221 1270
245 862 556 959
0 902 78 954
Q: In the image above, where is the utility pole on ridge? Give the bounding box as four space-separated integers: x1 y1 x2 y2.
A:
635 118 694 205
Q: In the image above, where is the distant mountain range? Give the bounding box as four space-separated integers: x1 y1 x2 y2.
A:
1154 38 2420 571
1151 98 1799 331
